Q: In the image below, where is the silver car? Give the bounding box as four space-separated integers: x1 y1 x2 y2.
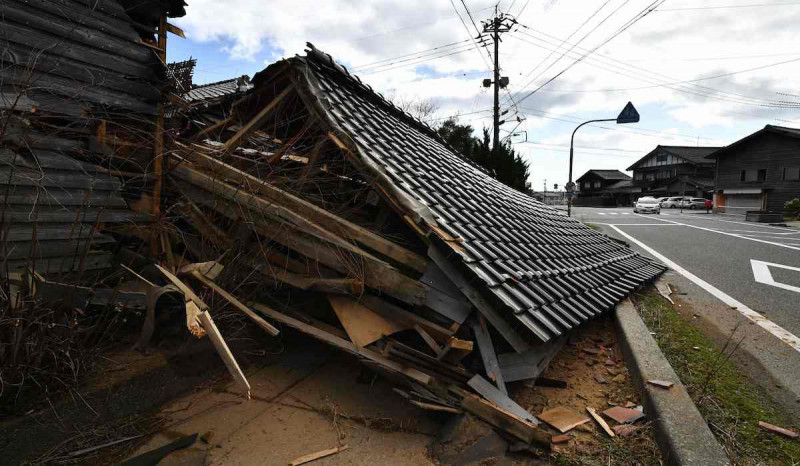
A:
661 196 684 208
634 197 661 214
681 198 709 210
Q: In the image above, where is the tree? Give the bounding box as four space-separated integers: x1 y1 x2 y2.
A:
384 91 440 125
436 117 532 194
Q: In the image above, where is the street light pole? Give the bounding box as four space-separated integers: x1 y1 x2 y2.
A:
566 102 640 217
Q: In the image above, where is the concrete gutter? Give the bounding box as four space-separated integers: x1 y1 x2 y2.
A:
615 299 730 466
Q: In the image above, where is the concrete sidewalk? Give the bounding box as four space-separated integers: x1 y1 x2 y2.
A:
128 339 439 465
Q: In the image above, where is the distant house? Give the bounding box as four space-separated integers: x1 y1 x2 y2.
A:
575 170 633 206
627 145 720 198
706 125 800 214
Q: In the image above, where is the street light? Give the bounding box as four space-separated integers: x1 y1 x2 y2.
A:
566 102 640 217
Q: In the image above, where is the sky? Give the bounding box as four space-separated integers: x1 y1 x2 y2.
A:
167 0 800 191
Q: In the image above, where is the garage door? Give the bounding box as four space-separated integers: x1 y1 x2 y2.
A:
725 194 761 211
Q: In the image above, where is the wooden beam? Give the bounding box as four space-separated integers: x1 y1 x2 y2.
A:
174 148 428 273
467 375 538 425
174 182 428 307
198 310 251 399
224 86 293 151
166 22 185 38
439 337 473 364
427 244 531 353
469 314 507 395
170 162 389 267
192 116 232 141
249 301 434 387
414 324 442 355
359 295 453 342
497 336 566 383
409 400 462 414
460 395 551 447
191 271 279 336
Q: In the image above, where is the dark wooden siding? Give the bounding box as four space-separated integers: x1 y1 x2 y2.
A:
715 132 800 212
1 0 170 276
0 0 163 115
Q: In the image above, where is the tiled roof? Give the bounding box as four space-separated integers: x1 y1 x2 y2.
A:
706 125 800 159
577 169 631 181
628 145 720 170
183 77 252 103
256 44 665 343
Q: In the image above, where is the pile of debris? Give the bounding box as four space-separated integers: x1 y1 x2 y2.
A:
1 0 665 455
146 43 665 448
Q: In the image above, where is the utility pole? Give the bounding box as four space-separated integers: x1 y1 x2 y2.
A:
482 10 514 158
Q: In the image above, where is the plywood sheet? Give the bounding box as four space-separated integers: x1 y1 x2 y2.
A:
328 296 406 348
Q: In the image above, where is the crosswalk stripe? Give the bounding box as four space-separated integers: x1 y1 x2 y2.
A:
609 213 618 215
598 213 606 215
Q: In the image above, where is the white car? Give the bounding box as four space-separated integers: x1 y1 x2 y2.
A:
661 196 684 208
634 197 661 214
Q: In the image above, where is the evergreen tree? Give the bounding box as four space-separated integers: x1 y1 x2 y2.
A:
436 118 532 194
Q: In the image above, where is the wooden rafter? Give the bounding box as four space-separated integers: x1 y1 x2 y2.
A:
224 85 293 152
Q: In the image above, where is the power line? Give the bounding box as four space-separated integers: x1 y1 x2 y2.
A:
656 2 800 11
351 39 471 70
358 44 493 75
450 0 494 71
509 0 614 107
507 28 800 108
511 0 667 107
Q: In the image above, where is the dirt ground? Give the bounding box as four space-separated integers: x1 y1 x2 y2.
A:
79 314 661 465
511 314 661 465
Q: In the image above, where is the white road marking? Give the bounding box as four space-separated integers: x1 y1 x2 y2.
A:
751 260 800 294
592 223 681 226
622 213 631 215
609 213 619 215
671 214 792 231
610 225 800 353
633 214 800 252
598 213 607 215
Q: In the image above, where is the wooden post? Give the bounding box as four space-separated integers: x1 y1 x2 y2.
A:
151 15 167 256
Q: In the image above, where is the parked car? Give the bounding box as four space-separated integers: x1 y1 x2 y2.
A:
681 198 710 209
634 197 661 214
656 197 669 206
661 196 684 208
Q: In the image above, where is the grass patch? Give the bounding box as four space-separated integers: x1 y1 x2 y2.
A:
634 290 800 465
585 223 601 231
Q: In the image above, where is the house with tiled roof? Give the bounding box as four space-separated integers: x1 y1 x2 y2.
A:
627 145 720 198
216 43 665 345
706 125 800 214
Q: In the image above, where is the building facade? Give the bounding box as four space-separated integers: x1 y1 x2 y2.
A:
574 170 633 206
707 125 800 214
627 146 720 198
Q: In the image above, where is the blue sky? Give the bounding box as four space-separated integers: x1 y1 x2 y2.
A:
168 0 800 191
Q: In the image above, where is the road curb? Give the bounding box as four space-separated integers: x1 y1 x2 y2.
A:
615 299 730 466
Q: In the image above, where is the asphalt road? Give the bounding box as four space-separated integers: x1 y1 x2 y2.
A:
569 206 800 418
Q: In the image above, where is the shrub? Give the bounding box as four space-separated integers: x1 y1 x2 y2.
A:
785 198 800 219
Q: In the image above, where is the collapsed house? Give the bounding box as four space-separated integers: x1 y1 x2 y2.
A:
1 0 665 448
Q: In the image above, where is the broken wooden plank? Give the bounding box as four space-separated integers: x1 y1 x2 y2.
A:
224 86 293 151
359 295 453 341
409 400 462 414
328 295 406 347
498 336 566 382
154 264 209 310
288 445 349 466
249 301 434 388
468 314 506 395
439 337 473 364
175 148 428 272
414 324 442 355
180 261 225 280
467 374 538 425
427 244 530 353
587 407 615 438
460 395 551 447
198 310 250 399
191 271 279 337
